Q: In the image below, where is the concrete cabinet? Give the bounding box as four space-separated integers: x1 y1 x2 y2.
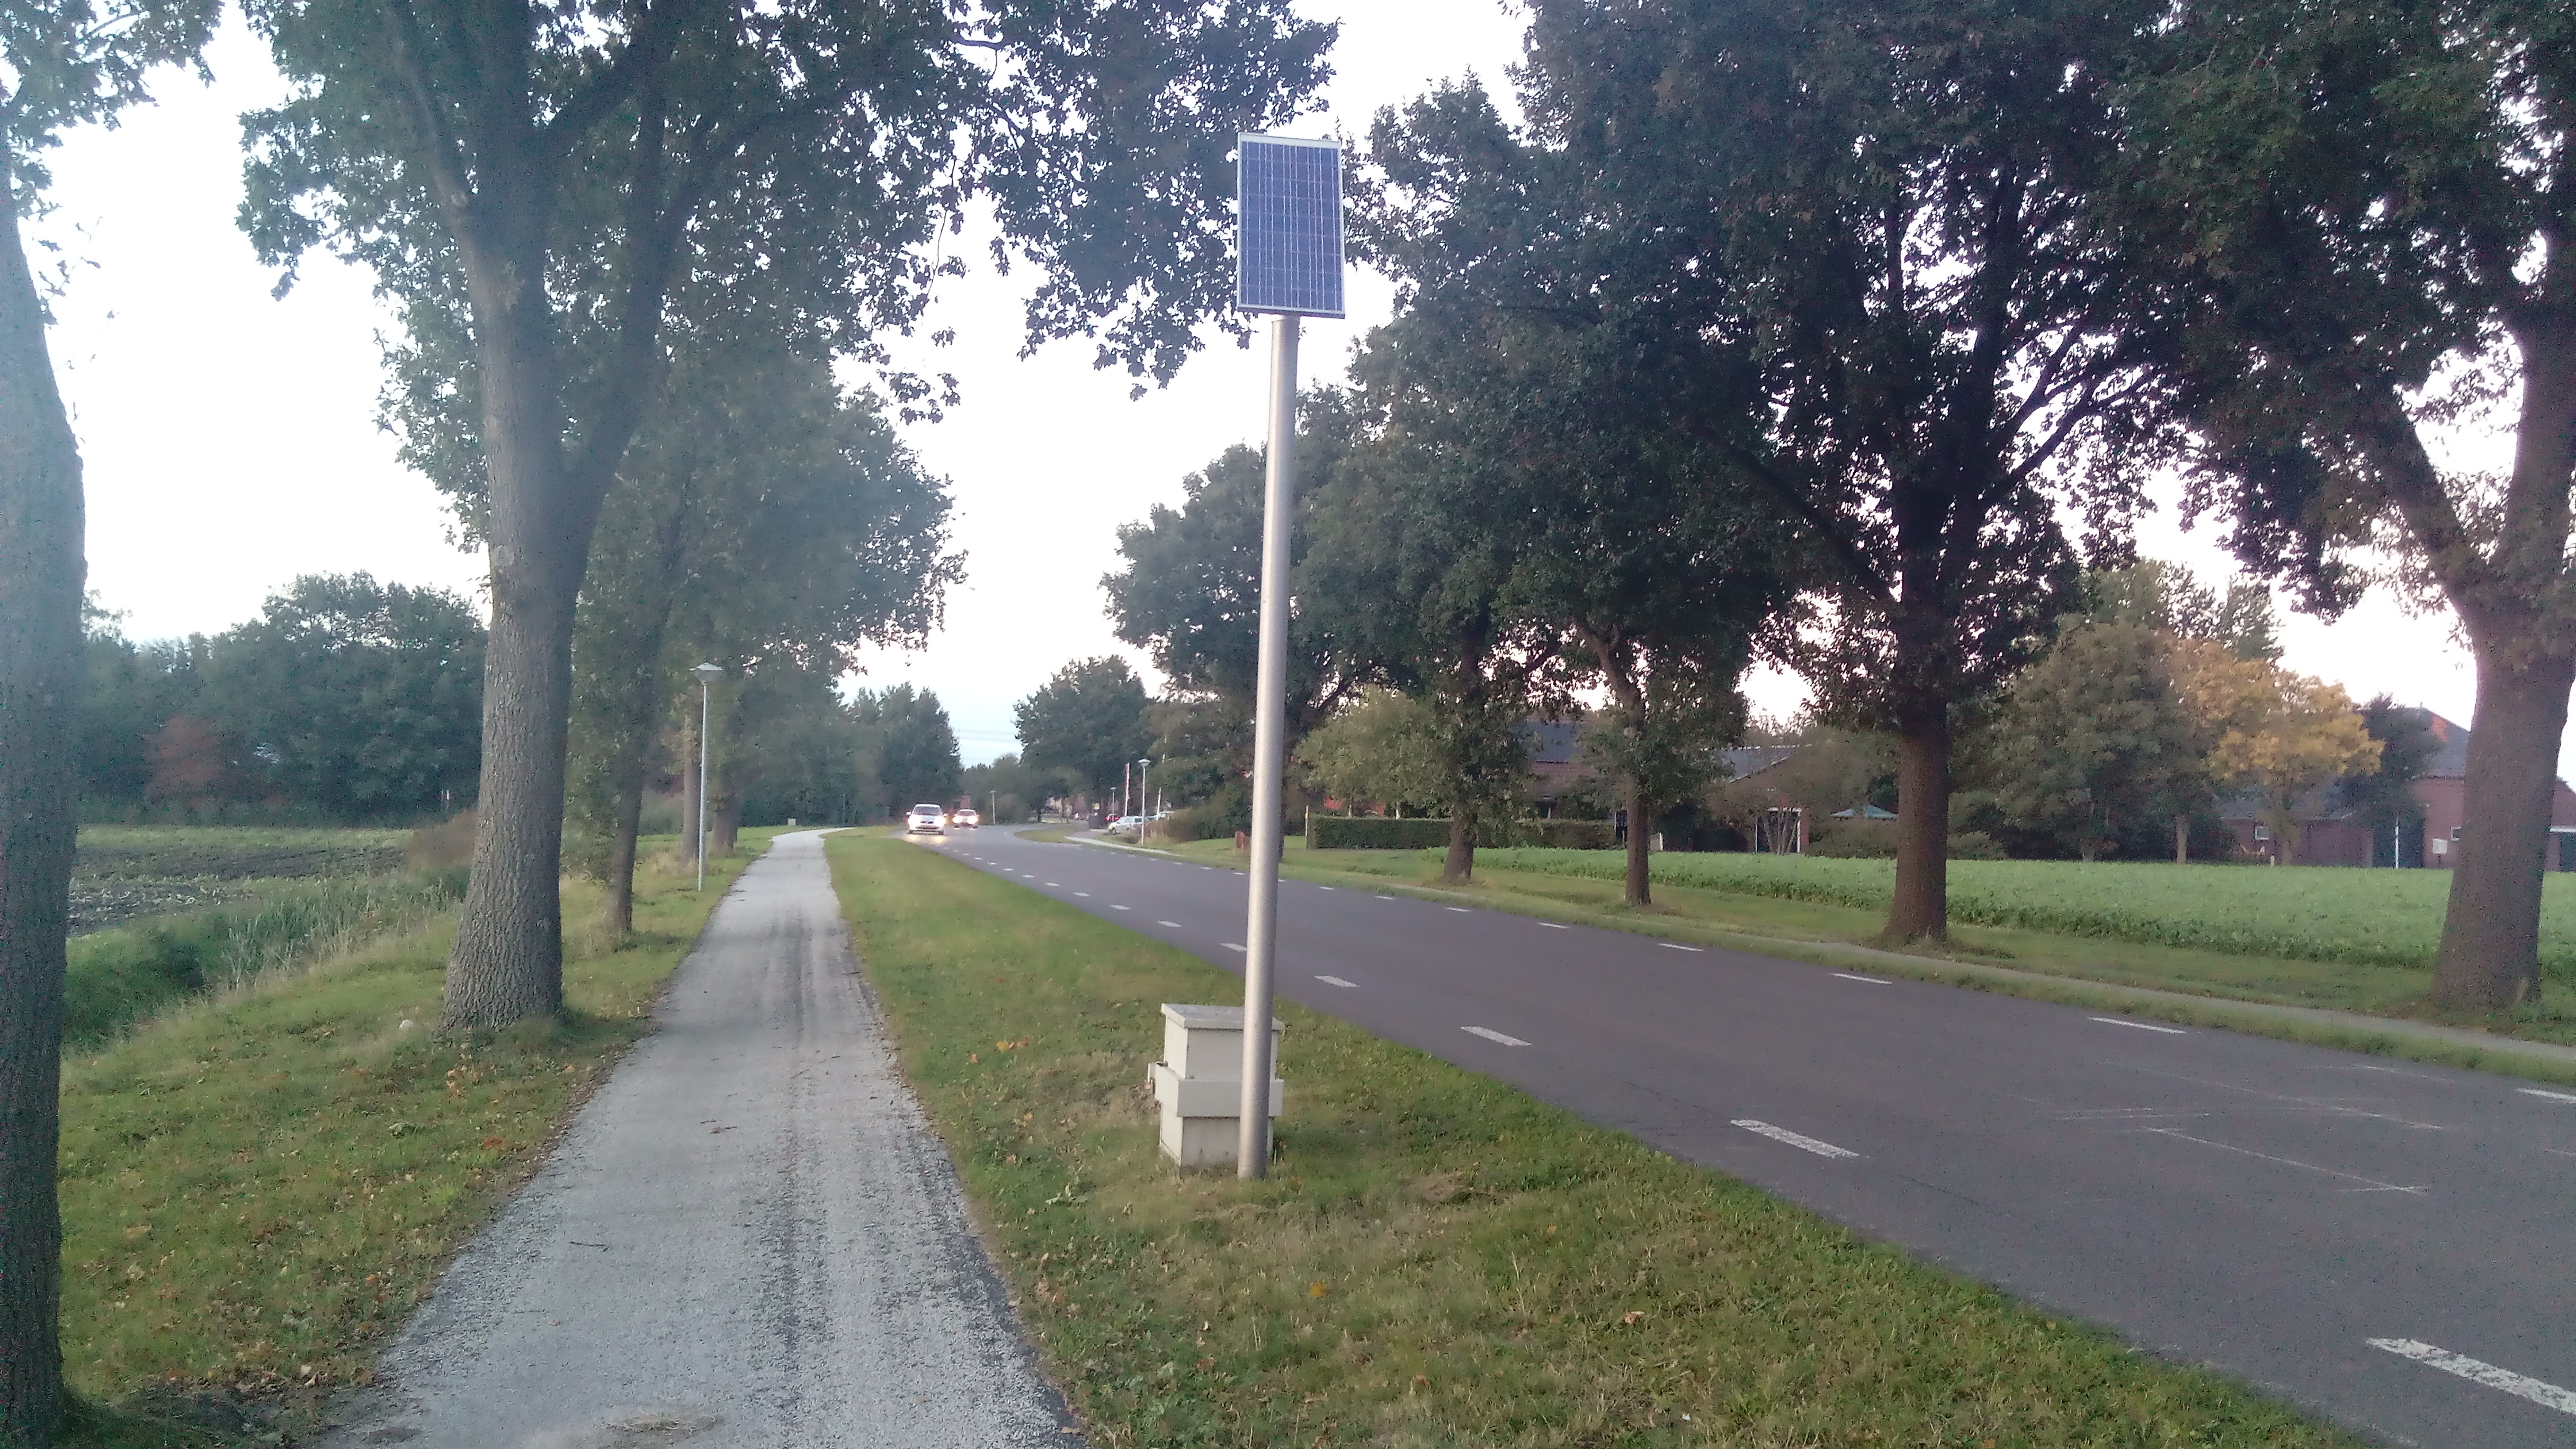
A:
1147 1003 1283 1167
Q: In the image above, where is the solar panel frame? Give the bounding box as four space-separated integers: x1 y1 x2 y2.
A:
1236 133 1345 318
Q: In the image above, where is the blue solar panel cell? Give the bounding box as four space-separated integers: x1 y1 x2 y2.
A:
1237 135 1345 318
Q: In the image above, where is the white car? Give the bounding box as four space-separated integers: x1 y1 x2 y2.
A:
1108 814 1147 835
906 803 946 835
953 808 981 828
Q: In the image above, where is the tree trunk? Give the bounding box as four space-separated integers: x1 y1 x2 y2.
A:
1443 806 1475 884
678 718 702 865
1624 777 1652 907
0 160 80 1449
2431 646 2575 1008
1884 714 1952 942
604 772 644 936
2175 813 2188 864
711 790 741 857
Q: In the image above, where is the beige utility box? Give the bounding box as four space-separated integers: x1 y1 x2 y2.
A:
1148 1003 1284 1167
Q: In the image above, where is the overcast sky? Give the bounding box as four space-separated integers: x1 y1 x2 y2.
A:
30 2 2525 770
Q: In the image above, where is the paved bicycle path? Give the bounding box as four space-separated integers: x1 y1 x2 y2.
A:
323 830 1074 1449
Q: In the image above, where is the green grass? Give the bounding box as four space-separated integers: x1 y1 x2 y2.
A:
827 831 2360 1448
66 872 470 1048
1147 837 2576 1071
54 830 777 1445
1465 848 2576 978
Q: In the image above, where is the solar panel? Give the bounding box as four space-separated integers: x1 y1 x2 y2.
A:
1236 134 1345 318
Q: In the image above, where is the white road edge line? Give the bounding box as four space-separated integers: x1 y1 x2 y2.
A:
1110 905 1130 911
1374 895 1395 901
1447 906 1471 914
1462 1026 1530 1047
1661 943 1704 953
2367 1338 2576 1416
2518 1087 2576 1104
1316 975 1358 988
1157 920 1182 928
1222 943 1246 952
2092 1016 2186 1035
1730 1120 1859 1159
1833 972 1890 985
2141 1128 2426 1193
1072 891 1088 897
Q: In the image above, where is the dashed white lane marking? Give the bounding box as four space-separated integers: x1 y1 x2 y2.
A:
1446 906 1471 914
2367 1339 2576 1416
2092 1016 2186 1034
1316 975 1358 988
2518 1087 2576 1104
1731 1120 1859 1159
1318 885 1336 891
1661 943 1703 953
1374 895 1395 901
1540 922 1570 930
1833 972 1890 984
1157 920 1182 928
1044 882 1061 888
1223 943 1246 952
1462 1026 1530 1047
1110 905 1131 911
2141 1128 2426 1193
1072 891 1088 897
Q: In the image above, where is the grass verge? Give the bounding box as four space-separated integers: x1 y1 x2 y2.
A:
56 830 781 1446
828 831 2359 1448
1138 838 2576 1080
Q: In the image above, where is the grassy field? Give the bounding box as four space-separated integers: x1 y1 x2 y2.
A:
54 830 774 1446
827 830 2359 1448
72 828 412 936
1129 838 2576 1065
1468 848 2576 978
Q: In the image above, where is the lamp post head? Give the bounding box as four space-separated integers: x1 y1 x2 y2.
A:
692 663 724 685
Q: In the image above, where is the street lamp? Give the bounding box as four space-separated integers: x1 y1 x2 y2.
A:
692 662 723 892
1138 757 1152 826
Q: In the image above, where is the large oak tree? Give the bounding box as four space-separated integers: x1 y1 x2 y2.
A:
2109 0 2576 1006
238 0 1332 1025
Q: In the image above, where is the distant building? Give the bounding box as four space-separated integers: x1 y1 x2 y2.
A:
2220 710 2576 867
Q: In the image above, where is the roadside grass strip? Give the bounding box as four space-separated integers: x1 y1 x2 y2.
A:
825 833 2360 1449
55 834 773 1445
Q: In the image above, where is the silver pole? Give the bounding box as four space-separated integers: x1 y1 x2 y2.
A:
1239 314 1299 1177
696 677 710 893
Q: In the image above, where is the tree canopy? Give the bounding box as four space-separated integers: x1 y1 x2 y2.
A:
1014 657 1153 811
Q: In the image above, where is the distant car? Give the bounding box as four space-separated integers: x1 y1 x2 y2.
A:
953 808 980 828
1109 814 1147 835
906 803 946 835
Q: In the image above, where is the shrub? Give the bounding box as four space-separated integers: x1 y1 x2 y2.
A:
1309 816 1456 850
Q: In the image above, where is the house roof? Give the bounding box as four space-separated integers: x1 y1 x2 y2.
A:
1831 802 1897 820
2415 709 2471 779
1520 720 1584 765
1721 745 1797 782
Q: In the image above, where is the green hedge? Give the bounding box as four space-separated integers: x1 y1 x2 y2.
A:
1306 817 1617 851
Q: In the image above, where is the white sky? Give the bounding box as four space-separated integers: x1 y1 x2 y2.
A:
28 4 2533 770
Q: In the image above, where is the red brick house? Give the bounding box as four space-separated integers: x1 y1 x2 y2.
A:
2222 710 2576 867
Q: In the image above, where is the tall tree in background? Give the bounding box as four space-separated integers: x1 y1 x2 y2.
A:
240 0 1333 1026
1014 657 1153 811
567 336 954 932
865 684 962 813
1406 0 2176 937
202 574 485 818
1981 620 2203 860
2345 698 2438 867
1103 406 1364 756
3 5 214 1438
2110 0 2576 1006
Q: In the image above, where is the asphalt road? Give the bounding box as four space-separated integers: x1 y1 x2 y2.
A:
931 825 2576 1448
324 830 1076 1449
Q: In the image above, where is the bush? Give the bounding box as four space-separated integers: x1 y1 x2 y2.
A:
1307 816 1615 850
1309 816 1456 850
1808 821 1898 857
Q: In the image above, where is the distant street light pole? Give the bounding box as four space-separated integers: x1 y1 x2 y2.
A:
693 662 723 892
1138 757 1152 821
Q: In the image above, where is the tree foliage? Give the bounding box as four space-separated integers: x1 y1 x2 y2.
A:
2107 0 2576 1005
1014 657 1152 809
237 0 1334 1025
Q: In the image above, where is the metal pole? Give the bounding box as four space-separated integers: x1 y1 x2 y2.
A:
696 678 711 893
1239 314 1299 1177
